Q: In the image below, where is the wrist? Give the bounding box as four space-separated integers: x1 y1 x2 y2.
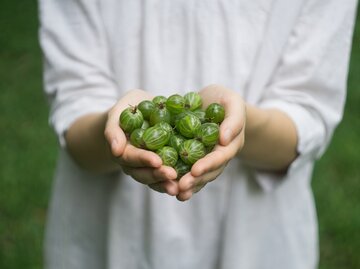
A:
240 104 297 171
65 111 120 173
243 104 270 139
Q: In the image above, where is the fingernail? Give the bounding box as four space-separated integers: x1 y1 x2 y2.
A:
167 172 176 180
184 190 193 200
223 128 232 144
151 156 162 167
171 169 178 179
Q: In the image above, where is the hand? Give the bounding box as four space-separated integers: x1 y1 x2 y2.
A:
177 85 246 201
104 89 179 196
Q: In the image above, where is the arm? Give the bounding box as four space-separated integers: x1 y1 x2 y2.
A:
64 89 179 195
176 85 297 201
65 112 114 173
64 89 156 174
39 1 178 195
177 0 357 201
241 104 298 171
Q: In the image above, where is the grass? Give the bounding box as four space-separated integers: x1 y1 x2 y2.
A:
313 8 360 268
0 1 359 268
0 1 57 268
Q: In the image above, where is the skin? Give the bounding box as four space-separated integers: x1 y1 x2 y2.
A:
66 89 179 195
176 85 297 201
65 85 298 201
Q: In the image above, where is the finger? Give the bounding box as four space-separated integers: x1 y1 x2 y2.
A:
178 164 225 193
218 95 245 146
177 172 214 201
122 165 177 185
176 167 224 201
176 190 193 202
104 109 127 157
149 180 179 196
118 144 162 168
191 133 244 177
190 148 227 177
177 172 196 192
198 85 245 146
153 166 177 180
104 89 153 156
198 84 225 108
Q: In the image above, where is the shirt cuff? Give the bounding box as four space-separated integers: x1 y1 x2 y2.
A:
251 99 326 192
50 95 117 147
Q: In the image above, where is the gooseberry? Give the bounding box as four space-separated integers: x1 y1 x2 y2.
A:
195 123 220 147
143 126 170 150
205 103 225 124
179 139 206 165
138 100 155 120
119 106 144 134
176 113 201 138
184 92 202 111
157 146 178 167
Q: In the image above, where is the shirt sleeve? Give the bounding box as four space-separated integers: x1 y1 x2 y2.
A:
38 0 119 147
254 0 358 190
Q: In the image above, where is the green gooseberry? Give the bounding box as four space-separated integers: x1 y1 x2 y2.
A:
156 146 178 167
205 103 225 124
138 100 155 120
143 126 171 150
168 134 186 152
119 106 144 134
174 159 191 180
193 108 206 123
149 107 171 126
154 122 174 135
141 120 150 130
130 128 146 148
176 113 201 138
171 110 192 126
195 122 220 147
184 92 202 111
179 139 206 165
166 94 185 115
152 95 167 106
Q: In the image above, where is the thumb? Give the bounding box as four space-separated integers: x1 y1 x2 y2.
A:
104 108 127 157
219 98 245 146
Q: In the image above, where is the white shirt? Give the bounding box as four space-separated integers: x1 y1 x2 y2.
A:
39 0 357 268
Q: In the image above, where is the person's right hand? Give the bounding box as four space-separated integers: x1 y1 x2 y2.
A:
104 89 179 196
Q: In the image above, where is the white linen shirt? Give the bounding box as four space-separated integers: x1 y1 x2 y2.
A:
39 0 357 268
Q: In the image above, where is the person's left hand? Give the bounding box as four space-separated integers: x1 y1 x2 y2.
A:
176 85 246 201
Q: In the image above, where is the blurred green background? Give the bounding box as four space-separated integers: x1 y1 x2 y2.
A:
0 1 359 268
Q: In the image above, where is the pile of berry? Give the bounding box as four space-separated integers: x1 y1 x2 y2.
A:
119 92 225 179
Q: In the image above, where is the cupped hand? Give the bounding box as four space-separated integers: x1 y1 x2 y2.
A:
177 85 246 201
104 89 179 196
